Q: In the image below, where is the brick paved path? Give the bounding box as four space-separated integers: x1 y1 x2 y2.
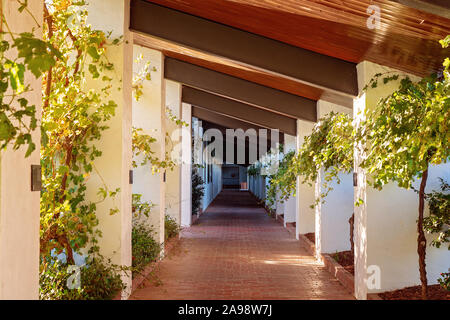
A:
129 190 354 300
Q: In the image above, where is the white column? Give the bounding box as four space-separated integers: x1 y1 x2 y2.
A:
314 172 322 260
283 134 297 226
180 103 192 227
276 191 284 216
315 100 353 256
354 61 450 299
353 90 367 300
0 0 42 299
296 119 315 240
86 0 133 299
259 176 263 199
165 80 182 225
354 61 407 299
132 46 166 248
192 117 202 166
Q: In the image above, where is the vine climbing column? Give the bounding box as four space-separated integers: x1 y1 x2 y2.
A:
85 0 133 299
132 45 166 248
295 119 315 240
0 0 43 300
282 134 297 227
315 100 353 258
353 60 450 299
165 80 182 225
180 103 192 227
354 61 414 300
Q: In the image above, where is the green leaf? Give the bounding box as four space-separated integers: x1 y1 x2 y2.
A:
88 64 100 78
25 141 35 157
8 63 25 93
87 46 100 61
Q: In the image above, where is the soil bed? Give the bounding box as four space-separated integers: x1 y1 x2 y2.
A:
330 249 448 300
379 284 449 300
304 232 315 244
331 250 354 275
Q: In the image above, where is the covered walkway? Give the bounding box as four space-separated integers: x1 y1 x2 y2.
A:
130 190 354 300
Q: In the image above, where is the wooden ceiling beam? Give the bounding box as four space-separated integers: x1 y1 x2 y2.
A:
139 0 450 77
192 107 268 133
132 33 354 107
183 86 297 136
166 58 317 121
130 0 358 96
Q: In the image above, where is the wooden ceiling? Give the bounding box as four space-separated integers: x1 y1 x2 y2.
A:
144 0 450 77
133 28 353 107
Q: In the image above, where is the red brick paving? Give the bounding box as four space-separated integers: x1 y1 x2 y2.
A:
129 190 354 300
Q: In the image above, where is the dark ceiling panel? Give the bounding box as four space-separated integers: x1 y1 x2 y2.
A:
192 107 268 132
183 86 297 136
166 58 317 121
133 33 354 107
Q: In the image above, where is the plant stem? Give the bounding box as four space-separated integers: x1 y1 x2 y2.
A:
349 213 355 255
418 166 429 300
43 3 52 110
16 0 41 28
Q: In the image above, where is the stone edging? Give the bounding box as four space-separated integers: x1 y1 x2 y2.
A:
322 253 355 296
298 234 316 256
296 233 381 300
131 236 180 293
297 233 354 296
114 235 181 300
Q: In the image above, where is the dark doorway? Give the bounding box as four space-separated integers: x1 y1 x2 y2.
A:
222 166 240 189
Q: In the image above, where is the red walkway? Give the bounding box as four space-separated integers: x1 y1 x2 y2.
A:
129 190 354 300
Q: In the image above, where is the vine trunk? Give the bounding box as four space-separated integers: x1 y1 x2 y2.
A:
418 167 429 300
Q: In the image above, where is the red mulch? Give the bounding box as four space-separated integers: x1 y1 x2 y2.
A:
332 250 354 275
379 284 449 300
304 232 315 244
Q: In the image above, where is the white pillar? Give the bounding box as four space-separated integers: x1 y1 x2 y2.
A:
315 100 353 256
282 134 297 226
192 117 202 166
165 80 182 225
132 46 166 248
86 0 133 299
0 0 42 299
353 61 407 300
354 61 450 299
261 176 264 201
296 119 315 240
180 103 192 227
276 191 284 216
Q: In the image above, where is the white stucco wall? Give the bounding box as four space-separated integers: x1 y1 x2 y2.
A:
165 80 182 225
131 45 165 245
316 100 354 254
248 174 255 196
256 175 261 199
201 161 222 211
254 175 259 198
239 166 247 185
248 172 266 201
0 0 42 299
193 119 222 212
355 61 450 297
